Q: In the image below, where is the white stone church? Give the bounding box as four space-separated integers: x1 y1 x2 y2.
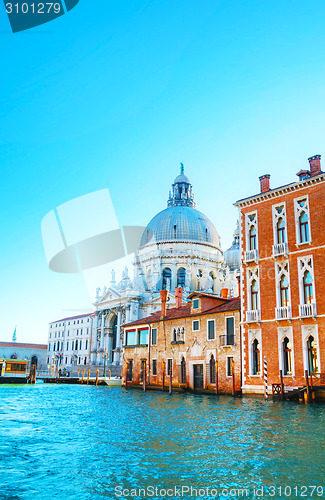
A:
91 165 240 368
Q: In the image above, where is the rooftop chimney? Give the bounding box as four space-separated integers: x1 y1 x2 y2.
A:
259 174 271 193
160 289 168 318
175 287 183 308
308 155 322 176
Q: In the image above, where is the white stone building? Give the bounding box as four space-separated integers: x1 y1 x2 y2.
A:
92 166 240 368
47 312 94 372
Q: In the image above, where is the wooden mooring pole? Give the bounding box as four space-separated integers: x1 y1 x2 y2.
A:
215 360 218 395
280 369 284 400
232 359 235 396
81 369 85 384
95 369 99 386
125 363 128 389
305 369 310 404
264 357 268 401
169 367 172 395
87 369 90 385
143 361 146 393
162 361 165 392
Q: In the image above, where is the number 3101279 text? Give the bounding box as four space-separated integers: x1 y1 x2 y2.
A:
6 3 62 14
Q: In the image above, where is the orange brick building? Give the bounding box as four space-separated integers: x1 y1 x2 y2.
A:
122 289 241 394
235 155 325 394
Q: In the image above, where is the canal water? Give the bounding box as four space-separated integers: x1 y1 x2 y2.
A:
0 385 324 500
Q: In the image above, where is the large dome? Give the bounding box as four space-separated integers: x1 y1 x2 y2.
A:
224 221 240 271
140 165 221 249
140 205 220 248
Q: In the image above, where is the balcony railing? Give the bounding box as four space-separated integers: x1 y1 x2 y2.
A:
299 303 317 318
244 249 259 263
272 242 289 257
219 334 235 346
275 306 292 320
246 309 261 323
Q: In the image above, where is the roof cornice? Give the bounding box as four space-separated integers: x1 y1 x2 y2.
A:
234 172 325 208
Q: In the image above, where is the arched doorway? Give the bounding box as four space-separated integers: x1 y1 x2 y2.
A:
31 355 38 367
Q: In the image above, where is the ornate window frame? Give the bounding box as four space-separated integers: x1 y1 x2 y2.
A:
297 255 316 306
248 328 262 377
247 267 260 311
245 211 258 251
294 195 311 245
277 326 295 376
301 325 321 374
275 261 291 308
272 203 287 244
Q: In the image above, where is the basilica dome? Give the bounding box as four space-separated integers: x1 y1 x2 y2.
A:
224 221 240 271
140 165 221 249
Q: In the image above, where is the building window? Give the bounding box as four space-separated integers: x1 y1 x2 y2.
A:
282 337 292 375
127 361 133 381
303 270 313 304
192 299 199 309
226 317 235 345
207 320 215 340
172 328 177 342
79 341 82 350
151 328 157 346
251 280 259 310
162 268 171 290
66 342 69 350
180 357 186 384
192 320 200 331
307 336 318 374
277 218 286 244
246 213 258 251
49 333 52 339
227 357 234 377
85 340 88 350
295 197 310 244
138 329 149 345
152 359 157 376
167 359 173 376
48 343 51 351
252 339 260 375
65 357 67 364
209 355 216 384
75 340 78 350
81 319 83 323
280 275 289 307
177 268 186 288
126 330 136 346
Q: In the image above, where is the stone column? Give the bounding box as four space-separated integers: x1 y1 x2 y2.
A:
114 308 122 365
100 311 105 363
91 312 99 364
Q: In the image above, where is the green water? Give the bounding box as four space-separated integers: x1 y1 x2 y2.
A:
0 384 324 500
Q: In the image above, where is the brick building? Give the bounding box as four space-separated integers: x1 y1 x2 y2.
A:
122 288 241 394
235 155 325 394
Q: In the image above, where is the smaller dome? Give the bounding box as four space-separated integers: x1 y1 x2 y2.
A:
224 222 240 271
174 173 190 184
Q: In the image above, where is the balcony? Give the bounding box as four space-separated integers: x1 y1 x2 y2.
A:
272 242 289 258
219 334 235 346
244 249 259 263
275 306 292 320
246 309 261 323
299 303 317 318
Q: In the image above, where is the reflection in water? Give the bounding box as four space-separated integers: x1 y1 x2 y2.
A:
0 385 324 499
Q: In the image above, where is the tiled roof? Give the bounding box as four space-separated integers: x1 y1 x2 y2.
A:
0 342 47 349
49 312 95 324
123 297 240 328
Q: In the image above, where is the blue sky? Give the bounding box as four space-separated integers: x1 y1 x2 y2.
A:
1 0 325 343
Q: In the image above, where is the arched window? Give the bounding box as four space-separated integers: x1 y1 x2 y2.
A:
249 226 257 250
307 336 318 374
282 337 292 375
172 328 177 342
162 268 171 290
251 280 259 310
280 275 289 307
209 355 216 384
299 212 309 243
303 271 313 304
177 268 186 288
252 339 260 375
75 339 78 350
277 218 286 244
180 357 186 384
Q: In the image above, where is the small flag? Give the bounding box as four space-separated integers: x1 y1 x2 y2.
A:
12 326 17 343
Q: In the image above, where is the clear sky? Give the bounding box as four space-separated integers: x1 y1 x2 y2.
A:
1 0 325 344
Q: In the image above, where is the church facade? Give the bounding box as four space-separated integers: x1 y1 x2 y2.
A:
91 166 239 367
